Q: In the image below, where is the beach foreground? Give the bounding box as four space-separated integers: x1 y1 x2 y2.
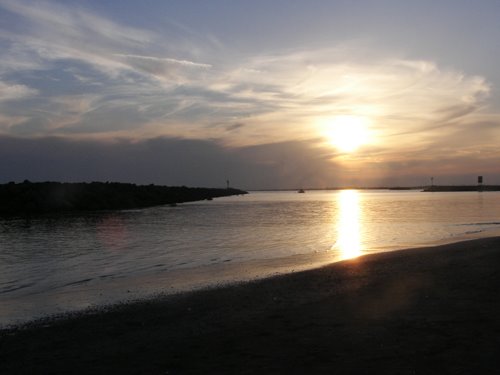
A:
2 238 500 374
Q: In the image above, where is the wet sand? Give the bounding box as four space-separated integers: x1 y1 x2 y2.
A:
1 237 500 374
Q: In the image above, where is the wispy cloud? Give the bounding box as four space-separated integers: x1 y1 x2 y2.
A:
115 54 212 69
0 80 38 101
0 0 205 81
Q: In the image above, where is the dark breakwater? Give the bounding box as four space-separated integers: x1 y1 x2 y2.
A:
423 185 500 192
0 181 247 214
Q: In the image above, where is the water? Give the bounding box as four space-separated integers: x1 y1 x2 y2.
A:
2 189 500 326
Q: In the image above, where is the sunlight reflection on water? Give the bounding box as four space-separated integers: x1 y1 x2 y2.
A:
333 190 363 259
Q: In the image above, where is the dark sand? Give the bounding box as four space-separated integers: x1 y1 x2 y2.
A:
2 237 500 374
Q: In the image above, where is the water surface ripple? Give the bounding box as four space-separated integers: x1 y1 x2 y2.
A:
2 190 500 326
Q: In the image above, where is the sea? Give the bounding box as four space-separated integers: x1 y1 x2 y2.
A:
2 189 500 327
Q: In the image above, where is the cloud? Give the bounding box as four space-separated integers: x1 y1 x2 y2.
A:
0 80 38 101
0 0 152 48
112 54 212 86
0 0 209 83
1 134 499 189
0 135 341 189
191 51 492 148
115 54 212 69
224 123 246 132
0 0 499 186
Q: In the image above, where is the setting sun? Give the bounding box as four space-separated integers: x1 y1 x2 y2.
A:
324 116 371 152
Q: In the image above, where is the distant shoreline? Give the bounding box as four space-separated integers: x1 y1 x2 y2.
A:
2 236 499 373
0 181 247 214
422 185 500 192
250 185 500 192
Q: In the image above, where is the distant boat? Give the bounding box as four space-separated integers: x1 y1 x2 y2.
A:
298 189 305 193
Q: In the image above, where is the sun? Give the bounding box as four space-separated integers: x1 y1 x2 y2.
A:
323 116 370 152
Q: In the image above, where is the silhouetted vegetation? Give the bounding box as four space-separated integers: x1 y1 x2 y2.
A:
0 181 247 214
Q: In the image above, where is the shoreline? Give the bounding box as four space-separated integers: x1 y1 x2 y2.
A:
2 236 500 373
0 249 338 328
3 231 495 328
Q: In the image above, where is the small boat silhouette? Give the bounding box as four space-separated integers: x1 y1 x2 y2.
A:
298 189 305 193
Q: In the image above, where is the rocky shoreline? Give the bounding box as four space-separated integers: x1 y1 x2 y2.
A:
0 181 247 214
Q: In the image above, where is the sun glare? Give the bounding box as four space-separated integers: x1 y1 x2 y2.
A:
324 116 370 152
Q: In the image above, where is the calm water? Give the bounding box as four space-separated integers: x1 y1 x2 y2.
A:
2 189 500 326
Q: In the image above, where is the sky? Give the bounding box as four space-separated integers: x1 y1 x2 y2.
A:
1 0 500 189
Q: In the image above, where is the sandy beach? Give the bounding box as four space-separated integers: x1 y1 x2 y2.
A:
1 237 500 374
